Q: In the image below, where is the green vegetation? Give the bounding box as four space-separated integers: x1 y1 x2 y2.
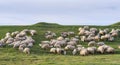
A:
110 22 120 26
0 22 120 65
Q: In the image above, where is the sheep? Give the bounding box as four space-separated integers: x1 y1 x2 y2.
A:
40 43 50 50
27 43 33 47
55 40 67 47
88 41 96 47
80 48 89 56
105 47 115 54
97 42 105 46
70 37 79 43
67 41 77 46
23 47 30 54
50 48 56 53
50 39 57 45
57 36 64 41
97 45 109 54
67 31 75 36
64 45 75 51
6 38 14 44
97 46 105 54
19 45 24 52
45 35 54 39
11 31 19 37
61 32 68 38
56 48 66 55
87 47 97 54
72 49 78 55
80 36 86 42
30 30 37 36
13 41 21 48
108 37 114 42
78 29 85 36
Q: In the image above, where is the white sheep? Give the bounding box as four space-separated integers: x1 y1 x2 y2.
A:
80 48 89 56
87 47 96 54
19 45 24 52
106 47 115 53
97 42 105 46
50 48 57 53
30 30 37 36
23 47 30 54
64 45 75 51
88 41 96 47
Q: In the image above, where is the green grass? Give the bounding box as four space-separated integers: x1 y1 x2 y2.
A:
0 23 120 65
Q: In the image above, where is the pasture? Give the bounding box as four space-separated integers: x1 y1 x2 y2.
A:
0 22 120 65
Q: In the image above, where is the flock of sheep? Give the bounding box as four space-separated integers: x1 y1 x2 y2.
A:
39 26 120 56
0 26 120 56
0 29 37 54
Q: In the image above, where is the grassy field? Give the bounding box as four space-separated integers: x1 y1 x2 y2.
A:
0 23 120 65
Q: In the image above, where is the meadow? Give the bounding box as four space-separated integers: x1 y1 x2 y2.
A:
0 22 120 65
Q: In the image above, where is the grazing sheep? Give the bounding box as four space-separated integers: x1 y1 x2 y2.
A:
97 42 105 46
65 45 75 51
50 48 57 53
97 46 105 54
57 36 64 41
19 45 24 52
41 44 50 50
13 41 21 48
23 47 30 54
30 30 37 36
87 47 96 54
80 48 89 56
56 48 66 55
88 41 96 47
72 48 78 55
67 41 77 46
106 47 115 53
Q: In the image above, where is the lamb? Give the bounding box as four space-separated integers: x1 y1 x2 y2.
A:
88 41 96 47
23 47 30 54
80 48 89 56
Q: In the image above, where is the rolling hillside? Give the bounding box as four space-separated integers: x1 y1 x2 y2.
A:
0 22 120 65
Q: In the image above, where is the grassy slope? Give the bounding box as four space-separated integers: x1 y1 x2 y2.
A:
0 24 120 65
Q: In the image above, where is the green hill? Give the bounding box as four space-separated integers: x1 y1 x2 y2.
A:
33 22 61 27
110 22 120 26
